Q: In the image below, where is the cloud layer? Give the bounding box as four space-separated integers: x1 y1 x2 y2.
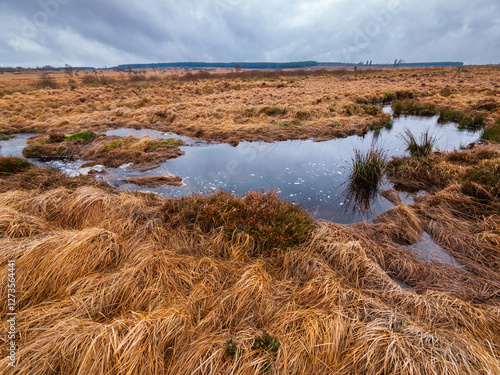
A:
1 0 499 67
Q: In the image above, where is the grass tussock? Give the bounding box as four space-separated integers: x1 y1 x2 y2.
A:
392 99 438 117
345 145 388 212
401 128 437 157
482 118 500 143
439 107 486 129
348 145 388 190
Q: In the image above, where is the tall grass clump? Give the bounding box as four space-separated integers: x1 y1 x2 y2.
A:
401 128 437 157
481 118 500 142
345 144 388 212
349 145 388 189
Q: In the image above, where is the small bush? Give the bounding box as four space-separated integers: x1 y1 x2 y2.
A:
162 190 315 255
482 119 500 142
0 157 32 176
401 128 437 157
34 73 59 89
65 131 97 143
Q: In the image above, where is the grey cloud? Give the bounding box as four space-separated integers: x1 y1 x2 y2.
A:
0 0 498 67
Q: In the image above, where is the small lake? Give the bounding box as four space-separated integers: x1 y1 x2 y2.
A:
0 109 479 224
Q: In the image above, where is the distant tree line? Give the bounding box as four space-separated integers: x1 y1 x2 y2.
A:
114 61 320 70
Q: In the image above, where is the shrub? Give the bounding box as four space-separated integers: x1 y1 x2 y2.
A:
162 190 315 255
401 128 437 157
33 73 59 89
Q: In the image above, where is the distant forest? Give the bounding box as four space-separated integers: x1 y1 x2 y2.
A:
114 61 464 70
0 61 465 73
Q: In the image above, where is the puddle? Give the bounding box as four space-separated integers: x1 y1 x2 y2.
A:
0 134 38 157
0 109 479 224
403 232 465 270
391 277 414 291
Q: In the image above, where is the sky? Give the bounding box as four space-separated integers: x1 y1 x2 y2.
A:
1 0 499 67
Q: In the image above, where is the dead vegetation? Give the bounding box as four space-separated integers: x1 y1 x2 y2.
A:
123 175 183 187
1 66 499 145
0 145 499 373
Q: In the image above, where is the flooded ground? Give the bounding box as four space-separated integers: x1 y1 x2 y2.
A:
0 110 479 224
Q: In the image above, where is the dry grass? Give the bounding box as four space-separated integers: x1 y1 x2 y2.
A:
22 133 186 168
1 66 499 144
0 153 499 374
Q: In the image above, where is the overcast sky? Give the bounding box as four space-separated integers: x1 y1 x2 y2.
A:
1 0 499 67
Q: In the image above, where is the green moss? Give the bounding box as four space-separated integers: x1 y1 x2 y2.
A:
65 131 97 142
103 140 121 150
144 139 186 152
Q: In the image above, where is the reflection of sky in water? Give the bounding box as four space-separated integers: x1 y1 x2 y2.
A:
111 114 478 223
1 111 480 224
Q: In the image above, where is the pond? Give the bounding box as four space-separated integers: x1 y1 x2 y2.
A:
0 108 479 224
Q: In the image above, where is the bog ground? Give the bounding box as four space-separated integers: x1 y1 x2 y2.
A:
0 66 499 374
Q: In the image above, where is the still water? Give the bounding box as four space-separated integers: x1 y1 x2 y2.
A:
0 110 479 224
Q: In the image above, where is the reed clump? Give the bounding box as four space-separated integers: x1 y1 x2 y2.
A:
401 128 437 157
